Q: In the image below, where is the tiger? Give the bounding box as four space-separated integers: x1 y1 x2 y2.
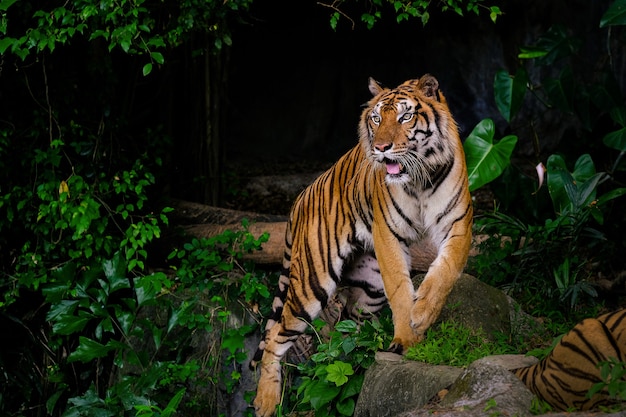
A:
514 308 626 411
251 74 473 417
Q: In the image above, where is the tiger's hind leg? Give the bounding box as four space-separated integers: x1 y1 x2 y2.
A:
253 315 307 417
341 252 387 321
254 276 338 417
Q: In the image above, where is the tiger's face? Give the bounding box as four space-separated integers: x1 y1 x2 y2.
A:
359 75 456 185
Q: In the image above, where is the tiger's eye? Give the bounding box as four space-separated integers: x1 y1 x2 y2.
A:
401 113 414 122
371 115 381 124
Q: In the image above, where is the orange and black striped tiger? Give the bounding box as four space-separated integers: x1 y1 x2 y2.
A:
251 74 473 417
514 309 626 411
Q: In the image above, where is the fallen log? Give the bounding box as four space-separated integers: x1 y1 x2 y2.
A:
169 199 483 270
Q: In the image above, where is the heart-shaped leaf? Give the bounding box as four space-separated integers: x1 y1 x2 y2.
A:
494 68 528 122
600 0 626 27
464 119 518 192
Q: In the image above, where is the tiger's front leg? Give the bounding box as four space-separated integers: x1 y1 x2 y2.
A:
372 224 422 353
410 229 472 336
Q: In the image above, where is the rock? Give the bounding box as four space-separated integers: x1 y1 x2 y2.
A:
382 355 536 417
354 352 462 417
416 273 513 340
438 357 535 414
470 354 538 371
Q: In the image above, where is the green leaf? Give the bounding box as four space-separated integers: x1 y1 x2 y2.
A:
222 328 245 355
335 320 358 333
162 388 186 417
463 119 518 192
489 6 501 23
134 274 160 307
43 263 77 302
336 397 356 416
142 63 152 76
326 361 354 386
0 0 18 11
544 67 575 113
306 379 341 410
518 46 548 59
67 337 114 362
0 37 16 53
546 154 596 213
610 106 626 127
494 68 528 122
47 299 79 321
603 107 626 151
150 51 164 65
525 25 581 65
597 187 626 206
52 314 90 335
600 0 626 27
102 252 130 293
341 375 363 404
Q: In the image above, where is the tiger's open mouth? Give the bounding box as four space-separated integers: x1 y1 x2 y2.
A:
384 158 406 176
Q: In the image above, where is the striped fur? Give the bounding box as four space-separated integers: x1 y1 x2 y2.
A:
514 309 626 411
252 75 473 417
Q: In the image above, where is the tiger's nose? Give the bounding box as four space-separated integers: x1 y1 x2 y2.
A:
374 142 392 152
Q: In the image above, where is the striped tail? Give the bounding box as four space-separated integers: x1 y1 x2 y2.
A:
513 309 626 411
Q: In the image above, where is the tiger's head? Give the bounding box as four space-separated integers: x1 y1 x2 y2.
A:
359 74 460 186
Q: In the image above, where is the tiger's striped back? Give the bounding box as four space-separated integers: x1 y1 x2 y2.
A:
514 309 626 411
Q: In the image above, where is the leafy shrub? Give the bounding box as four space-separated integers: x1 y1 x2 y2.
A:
589 357 626 405
276 312 394 417
467 4 626 316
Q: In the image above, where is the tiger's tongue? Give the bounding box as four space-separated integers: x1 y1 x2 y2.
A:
385 161 401 175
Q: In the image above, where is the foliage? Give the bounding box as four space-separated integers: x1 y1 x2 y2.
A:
467 3 626 315
588 357 626 403
405 321 513 366
464 119 518 192
1 209 270 417
280 313 393 417
0 0 252 74
322 0 501 30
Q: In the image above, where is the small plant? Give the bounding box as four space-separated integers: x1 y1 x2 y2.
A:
588 357 626 403
529 396 553 415
280 312 394 416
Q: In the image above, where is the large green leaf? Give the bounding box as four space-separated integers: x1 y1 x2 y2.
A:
544 66 575 113
546 154 596 213
494 68 528 122
603 127 626 152
463 119 518 192
67 336 115 363
534 25 581 65
600 0 626 27
102 252 130 294
603 107 626 151
326 361 354 386
307 379 341 410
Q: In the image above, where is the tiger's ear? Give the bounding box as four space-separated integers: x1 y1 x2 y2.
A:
368 77 385 96
418 74 440 101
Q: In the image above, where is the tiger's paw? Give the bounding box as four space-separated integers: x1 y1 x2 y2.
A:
387 333 423 355
253 380 281 417
410 299 437 336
